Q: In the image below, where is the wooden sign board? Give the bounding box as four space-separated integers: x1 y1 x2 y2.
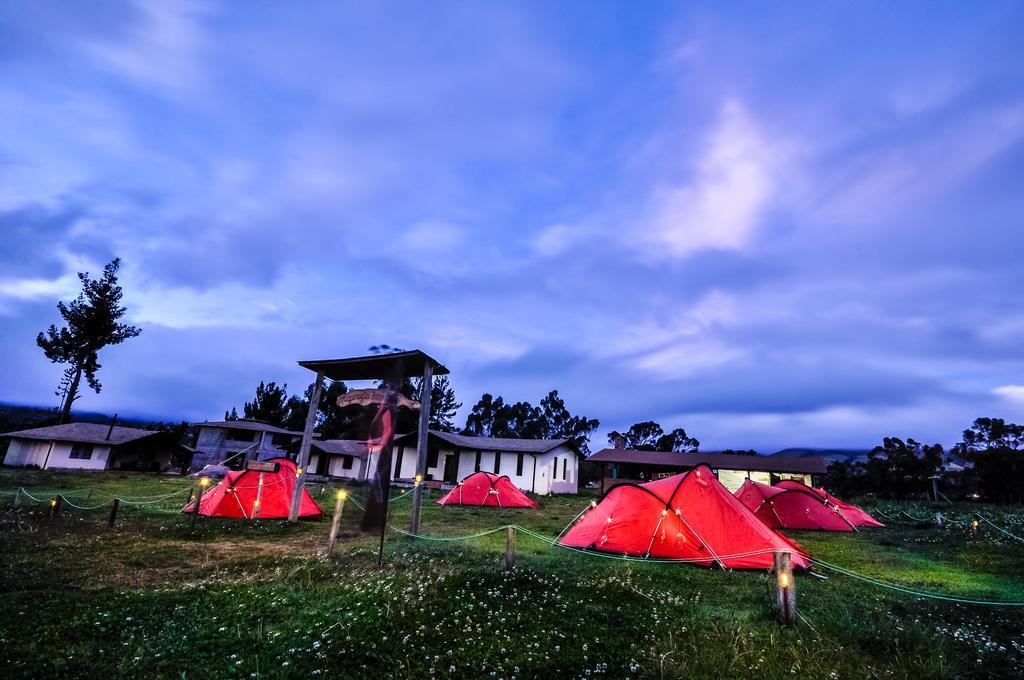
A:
246 461 280 473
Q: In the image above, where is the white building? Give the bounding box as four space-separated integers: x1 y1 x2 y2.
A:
1 422 194 472
191 420 301 471
388 430 583 495
307 439 369 480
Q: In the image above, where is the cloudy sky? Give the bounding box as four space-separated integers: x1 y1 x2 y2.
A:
2 1 1024 450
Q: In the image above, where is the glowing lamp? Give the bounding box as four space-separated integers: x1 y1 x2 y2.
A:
972 519 979 530
415 474 422 485
779 572 790 589
296 467 302 477
337 489 348 501
199 477 211 488
50 498 57 507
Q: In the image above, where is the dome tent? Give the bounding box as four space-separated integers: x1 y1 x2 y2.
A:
558 464 808 570
774 479 884 528
437 471 540 508
183 457 323 519
734 479 857 531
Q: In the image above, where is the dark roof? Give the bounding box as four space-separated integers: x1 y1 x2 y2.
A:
311 439 369 458
1 423 166 447
298 349 449 381
193 420 300 436
586 448 830 475
395 430 581 456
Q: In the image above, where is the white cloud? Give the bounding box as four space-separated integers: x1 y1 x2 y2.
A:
531 224 580 257
82 0 211 96
398 221 466 254
648 101 780 258
993 385 1024 402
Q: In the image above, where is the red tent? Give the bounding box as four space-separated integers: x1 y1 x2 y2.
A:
774 480 884 528
183 457 323 519
437 472 540 508
734 479 857 531
558 465 808 569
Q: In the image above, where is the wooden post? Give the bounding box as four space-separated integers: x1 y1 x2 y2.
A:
505 526 517 571
409 360 434 535
935 512 943 528
931 477 939 503
289 371 324 522
108 498 120 528
190 484 203 532
774 551 796 626
13 488 22 509
49 495 63 520
252 473 265 520
327 491 348 556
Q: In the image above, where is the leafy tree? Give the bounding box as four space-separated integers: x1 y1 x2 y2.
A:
538 390 600 453
953 417 1024 503
36 258 142 423
655 427 700 453
608 421 699 452
410 375 461 432
224 407 240 421
242 381 291 427
827 437 943 499
464 394 505 437
719 448 757 456
463 391 600 453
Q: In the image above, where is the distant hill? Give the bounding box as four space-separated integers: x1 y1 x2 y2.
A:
770 448 872 464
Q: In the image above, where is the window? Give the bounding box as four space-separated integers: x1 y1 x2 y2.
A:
225 428 257 442
394 447 405 477
342 455 353 470
69 443 93 460
427 447 439 468
494 453 501 475
271 433 293 447
474 450 482 472
562 458 567 481
553 457 559 480
516 453 524 476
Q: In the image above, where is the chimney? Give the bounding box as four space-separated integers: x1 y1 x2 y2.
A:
106 414 118 441
612 434 626 450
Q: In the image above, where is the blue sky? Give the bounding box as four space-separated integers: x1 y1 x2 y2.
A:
2 1 1024 450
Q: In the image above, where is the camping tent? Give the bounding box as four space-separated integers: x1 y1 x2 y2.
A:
183 457 323 519
774 480 884 528
437 471 540 508
734 479 857 531
558 465 808 569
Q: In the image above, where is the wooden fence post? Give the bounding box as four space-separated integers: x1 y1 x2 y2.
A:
252 473 265 520
327 490 348 556
774 551 796 626
49 495 63 520
505 527 517 571
190 479 209 533
13 488 22 509
108 498 120 528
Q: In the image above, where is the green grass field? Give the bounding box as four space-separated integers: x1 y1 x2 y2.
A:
1 469 1023 679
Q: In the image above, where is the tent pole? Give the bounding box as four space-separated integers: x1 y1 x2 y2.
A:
409 360 433 535
289 371 324 522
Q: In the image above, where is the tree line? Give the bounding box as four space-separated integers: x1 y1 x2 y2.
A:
826 417 1024 504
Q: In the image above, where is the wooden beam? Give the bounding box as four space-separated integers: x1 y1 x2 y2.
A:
288 371 324 522
409 360 434 535
774 551 796 625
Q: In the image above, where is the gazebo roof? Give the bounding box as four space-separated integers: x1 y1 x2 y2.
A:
297 349 448 381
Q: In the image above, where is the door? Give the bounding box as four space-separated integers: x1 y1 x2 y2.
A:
443 453 459 483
